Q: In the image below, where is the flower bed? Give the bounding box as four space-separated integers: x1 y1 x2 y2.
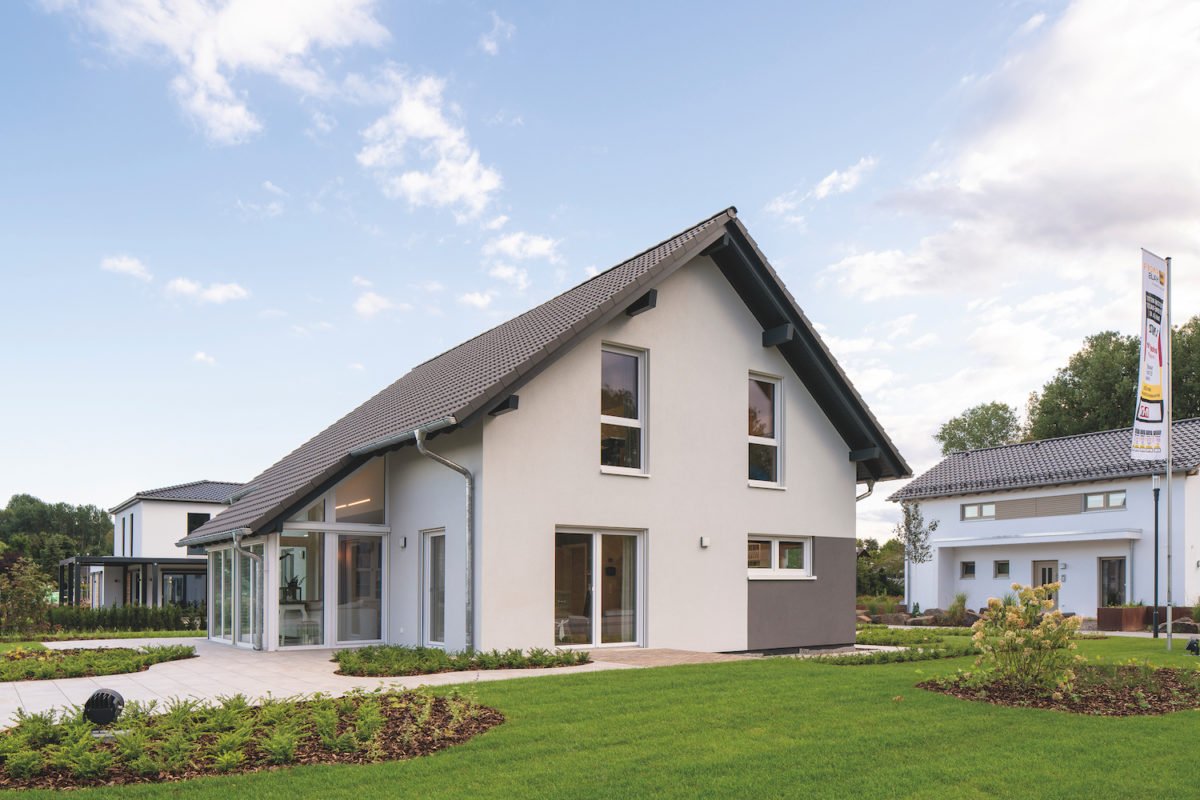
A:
920 663 1200 716
0 689 503 789
334 645 590 677
0 645 194 682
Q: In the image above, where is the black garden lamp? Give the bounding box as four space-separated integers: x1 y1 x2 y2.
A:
83 689 124 727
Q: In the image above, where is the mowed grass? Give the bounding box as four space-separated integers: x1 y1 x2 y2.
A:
4 636 1198 799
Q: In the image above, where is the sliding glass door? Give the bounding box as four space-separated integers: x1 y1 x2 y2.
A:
279 532 324 647
337 535 383 643
554 530 639 647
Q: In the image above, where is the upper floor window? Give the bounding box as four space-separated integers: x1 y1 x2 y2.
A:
186 513 210 555
1084 490 1126 512
961 502 995 521
600 345 645 473
336 457 386 524
748 375 782 486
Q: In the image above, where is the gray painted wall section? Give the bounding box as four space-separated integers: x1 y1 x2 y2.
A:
746 536 856 650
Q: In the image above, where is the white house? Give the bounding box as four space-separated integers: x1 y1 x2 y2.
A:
59 480 241 609
892 421 1200 617
182 208 909 653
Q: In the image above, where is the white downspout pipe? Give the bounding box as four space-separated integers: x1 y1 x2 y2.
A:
414 427 476 652
232 528 263 651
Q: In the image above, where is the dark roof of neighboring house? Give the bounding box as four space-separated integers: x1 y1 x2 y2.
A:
889 418 1200 502
110 480 243 514
185 207 909 545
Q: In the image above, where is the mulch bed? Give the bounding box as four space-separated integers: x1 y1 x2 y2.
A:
0 694 505 790
919 666 1200 716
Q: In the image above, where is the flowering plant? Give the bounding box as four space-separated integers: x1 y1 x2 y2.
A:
970 582 1082 689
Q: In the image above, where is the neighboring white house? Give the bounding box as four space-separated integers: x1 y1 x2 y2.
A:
181 208 909 653
59 480 241 609
892 421 1200 616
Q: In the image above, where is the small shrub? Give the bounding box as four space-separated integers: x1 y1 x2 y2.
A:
942 592 970 626
334 644 588 676
128 754 163 777
211 750 244 773
114 729 150 761
261 729 300 764
970 582 1082 689
5 749 43 779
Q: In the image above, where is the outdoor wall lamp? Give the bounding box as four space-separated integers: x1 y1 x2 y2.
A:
699 536 711 549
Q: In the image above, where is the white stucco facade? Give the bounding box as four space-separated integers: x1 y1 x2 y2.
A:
207 252 878 653
907 474 1200 616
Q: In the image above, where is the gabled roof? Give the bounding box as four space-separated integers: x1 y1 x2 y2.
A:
185 207 908 545
889 418 1200 502
110 480 243 514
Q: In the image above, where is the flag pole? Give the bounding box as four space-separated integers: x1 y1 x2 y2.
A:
1165 255 1173 650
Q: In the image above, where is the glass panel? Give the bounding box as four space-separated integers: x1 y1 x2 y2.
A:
601 423 641 469
961 562 975 578
427 535 446 644
963 505 979 519
336 458 386 524
600 535 637 644
221 552 233 638
994 560 1010 578
1101 558 1126 606
749 379 776 438
1085 494 1105 510
747 540 771 569
1108 491 1126 509
237 550 252 644
279 532 324 647
981 504 995 517
554 533 593 645
601 350 639 419
336 536 382 641
748 443 778 482
779 541 805 570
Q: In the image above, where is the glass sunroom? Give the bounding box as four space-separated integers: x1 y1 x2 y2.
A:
207 457 387 650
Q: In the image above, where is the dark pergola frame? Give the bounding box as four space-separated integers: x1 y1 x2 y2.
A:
57 555 205 607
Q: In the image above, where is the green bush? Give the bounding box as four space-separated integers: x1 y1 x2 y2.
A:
969 582 1082 689
0 644 194 682
0 559 52 636
334 645 591 677
942 592 970 626
46 604 205 633
814 641 974 665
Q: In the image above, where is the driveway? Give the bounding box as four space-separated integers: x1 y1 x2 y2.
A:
0 638 633 724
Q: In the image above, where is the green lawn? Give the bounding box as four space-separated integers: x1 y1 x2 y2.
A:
5 636 1198 799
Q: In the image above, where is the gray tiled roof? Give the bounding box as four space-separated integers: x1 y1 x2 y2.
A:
110 480 243 513
889 419 1200 502
186 209 737 542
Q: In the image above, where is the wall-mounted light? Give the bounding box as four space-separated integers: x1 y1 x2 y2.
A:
400 536 407 549
699 536 711 549
1060 563 1068 570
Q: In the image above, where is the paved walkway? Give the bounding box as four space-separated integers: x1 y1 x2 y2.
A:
587 648 752 667
0 638 634 725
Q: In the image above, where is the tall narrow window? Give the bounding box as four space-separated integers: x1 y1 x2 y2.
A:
601 346 645 472
121 517 126 556
749 376 781 485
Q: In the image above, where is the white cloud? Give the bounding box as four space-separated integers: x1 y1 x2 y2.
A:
166 277 250 303
235 198 283 218
811 156 877 200
483 231 561 262
763 191 806 229
457 291 493 309
262 180 288 196
483 214 509 230
478 11 515 56
100 254 152 281
348 361 365 371
488 263 530 291
307 110 336 137
259 308 286 319
292 321 335 336
1017 12 1047 36
357 71 502 219
353 290 400 318
583 265 600 278
352 275 373 287
46 0 390 145
420 280 445 293
193 351 216 365
824 1 1200 305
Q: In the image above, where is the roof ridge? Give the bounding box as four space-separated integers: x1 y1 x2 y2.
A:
945 416 1200 456
406 207 737 372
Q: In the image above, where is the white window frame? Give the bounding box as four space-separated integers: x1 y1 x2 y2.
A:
961 502 995 521
600 343 648 477
554 527 646 649
960 560 976 579
993 559 1010 579
1084 490 1126 512
422 529 447 648
746 535 814 580
748 373 784 489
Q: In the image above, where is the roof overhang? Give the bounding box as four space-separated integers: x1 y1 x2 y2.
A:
933 528 1142 549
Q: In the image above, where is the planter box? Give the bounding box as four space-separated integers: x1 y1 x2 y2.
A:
1096 607 1148 632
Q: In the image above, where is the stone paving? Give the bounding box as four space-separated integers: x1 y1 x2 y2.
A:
0 638 634 725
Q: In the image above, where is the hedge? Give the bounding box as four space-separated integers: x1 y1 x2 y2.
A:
46 604 205 633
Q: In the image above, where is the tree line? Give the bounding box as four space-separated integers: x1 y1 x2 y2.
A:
0 494 112 577
934 317 1200 454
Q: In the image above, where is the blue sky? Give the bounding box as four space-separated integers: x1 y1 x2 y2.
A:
3 1 1198 537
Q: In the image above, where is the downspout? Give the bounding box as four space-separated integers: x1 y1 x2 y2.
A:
232 528 263 651
414 427 475 652
855 480 876 502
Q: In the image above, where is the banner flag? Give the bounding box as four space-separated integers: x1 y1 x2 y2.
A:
1132 249 1169 460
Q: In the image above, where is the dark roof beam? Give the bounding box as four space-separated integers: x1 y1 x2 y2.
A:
762 323 797 348
624 289 658 317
